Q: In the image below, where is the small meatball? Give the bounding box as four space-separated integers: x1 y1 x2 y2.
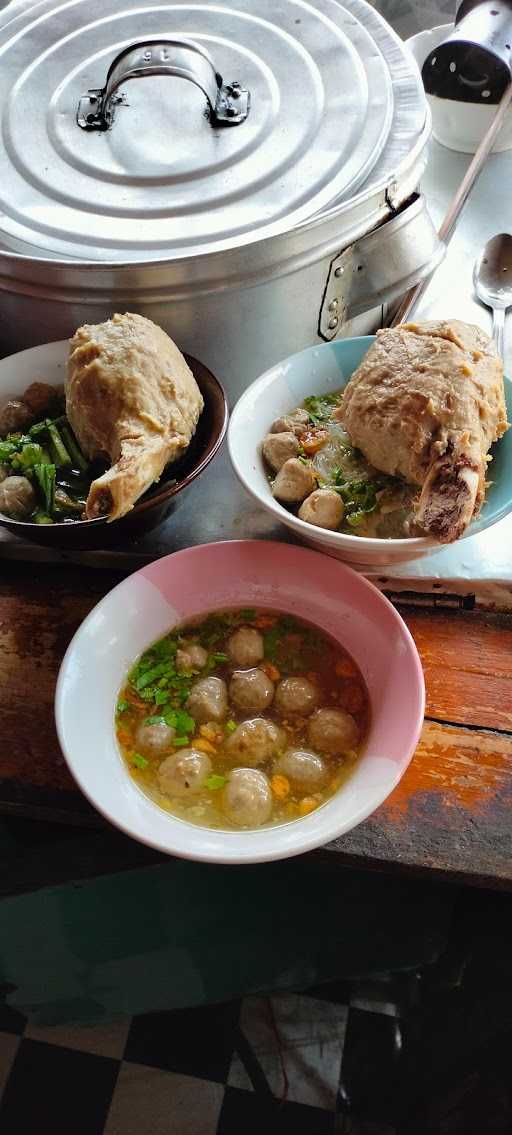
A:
157 749 212 798
298 489 343 530
176 643 208 673
222 768 273 827
274 676 319 716
229 668 274 711
22 382 57 417
135 720 175 757
274 748 327 791
0 399 33 435
270 409 309 437
307 708 359 754
224 718 285 767
0 475 36 520
262 432 299 473
227 626 264 668
272 458 316 503
186 676 228 723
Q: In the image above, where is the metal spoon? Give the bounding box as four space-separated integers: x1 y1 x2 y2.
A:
473 233 512 358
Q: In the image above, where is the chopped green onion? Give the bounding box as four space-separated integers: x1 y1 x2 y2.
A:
174 710 195 734
346 510 367 527
173 736 189 747
132 752 149 769
12 442 50 470
116 700 130 715
225 720 237 734
205 774 226 790
0 440 17 462
33 511 54 525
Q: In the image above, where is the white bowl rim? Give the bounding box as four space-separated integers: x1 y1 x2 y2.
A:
55 539 425 864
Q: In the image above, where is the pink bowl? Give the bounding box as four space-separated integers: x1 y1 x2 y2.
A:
56 540 425 863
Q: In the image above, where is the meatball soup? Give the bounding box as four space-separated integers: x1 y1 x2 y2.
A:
116 609 369 830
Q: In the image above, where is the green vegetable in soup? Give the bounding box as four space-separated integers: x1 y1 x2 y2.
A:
205 775 226 790
303 393 340 424
33 463 56 515
132 753 149 770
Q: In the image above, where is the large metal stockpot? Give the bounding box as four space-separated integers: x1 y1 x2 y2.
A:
0 0 442 397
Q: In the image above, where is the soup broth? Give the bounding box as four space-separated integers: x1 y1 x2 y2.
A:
116 609 369 830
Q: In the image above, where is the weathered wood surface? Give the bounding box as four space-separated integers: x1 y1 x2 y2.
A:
1 562 512 887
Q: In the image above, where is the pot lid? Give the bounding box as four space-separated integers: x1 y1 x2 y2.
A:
0 0 425 261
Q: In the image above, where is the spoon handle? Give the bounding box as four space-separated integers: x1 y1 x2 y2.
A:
492 306 505 360
389 81 512 328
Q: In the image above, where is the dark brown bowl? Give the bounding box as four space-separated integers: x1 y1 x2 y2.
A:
0 354 228 550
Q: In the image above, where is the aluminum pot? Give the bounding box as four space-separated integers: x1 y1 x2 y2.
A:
0 0 443 398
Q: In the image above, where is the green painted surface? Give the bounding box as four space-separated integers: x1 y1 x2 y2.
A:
0 823 454 1025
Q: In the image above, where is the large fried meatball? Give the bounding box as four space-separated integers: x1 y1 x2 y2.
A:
222 768 272 827
224 719 285 767
186 676 228 723
227 626 264 668
229 668 274 711
157 749 212 797
274 676 319 716
307 707 359 754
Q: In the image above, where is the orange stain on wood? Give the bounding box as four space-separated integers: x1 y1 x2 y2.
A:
382 720 512 822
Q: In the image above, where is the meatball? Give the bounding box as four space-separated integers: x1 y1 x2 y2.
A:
157 749 212 798
274 748 327 791
307 708 360 754
270 409 309 437
176 643 208 673
0 475 36 520
22 382 57 417
0 399 33 435
274 676 319 716
227 626 264 668
298 489 343 530
272 459 316 504
229 668 274 711
186 676 228 723
135 720 175 757
222 768 272 827
224 718 285 767
262 432 299 473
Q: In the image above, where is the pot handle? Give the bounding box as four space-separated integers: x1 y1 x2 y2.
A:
77 39 250 130
319 194 445 340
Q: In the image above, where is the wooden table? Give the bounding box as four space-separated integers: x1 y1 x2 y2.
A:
2 560 511 891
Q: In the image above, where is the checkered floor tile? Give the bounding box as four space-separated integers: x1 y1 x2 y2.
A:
2 977 512 1134
0 991 400 1135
